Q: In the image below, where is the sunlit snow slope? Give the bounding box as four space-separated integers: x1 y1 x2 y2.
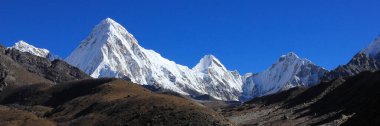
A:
241 52 328 100
66 18 243 101
9 40 59 61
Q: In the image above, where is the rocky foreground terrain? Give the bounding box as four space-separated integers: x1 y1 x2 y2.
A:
0 78 231 125
222 71 380 125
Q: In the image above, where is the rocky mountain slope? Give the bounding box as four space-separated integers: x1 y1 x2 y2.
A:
223 70 380 125
222 35 380 125
1 18 380 126
0 78 232 125
324 36 380 80
0 45 90 91
0 43 232 125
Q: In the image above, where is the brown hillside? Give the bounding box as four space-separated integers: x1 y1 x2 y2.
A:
0 78 232 126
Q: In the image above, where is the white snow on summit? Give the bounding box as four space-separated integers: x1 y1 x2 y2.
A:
193 55 243 97
9 40 59 61
362 35 380 58
66 18 242 101
193 55 227 73
241 52 328 100
65 18 329 101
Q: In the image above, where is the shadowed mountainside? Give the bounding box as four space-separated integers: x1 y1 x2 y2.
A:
0 45 90 91
323 52 380 81
223 71 380 126
0 78 232 125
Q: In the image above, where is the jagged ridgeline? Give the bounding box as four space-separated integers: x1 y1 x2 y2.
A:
64 18 327 101
324 36 380 80
0 44 232 125
6 18 380 103
0 45 89 90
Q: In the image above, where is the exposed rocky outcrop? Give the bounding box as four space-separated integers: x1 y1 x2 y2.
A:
224 71 380 125
0 64 8 90
4 48 90 83
323 52 380 81
0 45 90 91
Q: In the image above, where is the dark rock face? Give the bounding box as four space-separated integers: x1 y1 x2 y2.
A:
0 64 8 90
224 71 380 125
306 71 380 125
4 48 90 83
0 45 50 90
323 52 380 81
0 45 90 89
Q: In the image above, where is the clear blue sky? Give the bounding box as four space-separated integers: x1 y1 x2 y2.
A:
1 0 380 74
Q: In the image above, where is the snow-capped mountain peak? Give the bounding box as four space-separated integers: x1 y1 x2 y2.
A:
66 18 243 101
12 40 50 56
66 17 143 79
241 52 328 100
362 35 380 58
280 52 299 59
193 55 227 73
66 18 329 101
103 17 116 23
9 40 59 61
278 52 316 67
77 18 137 49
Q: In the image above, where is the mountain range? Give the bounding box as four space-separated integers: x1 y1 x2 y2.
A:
2 18 380 125
0 46 231 125
323 35 380 80
241 52 328 100
7 18 380 102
